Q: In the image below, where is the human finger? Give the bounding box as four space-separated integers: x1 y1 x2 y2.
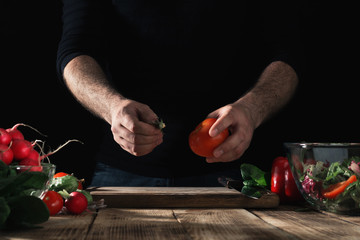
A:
115 134 163 156
205 132 247 163
115 100 161 136
206 140 248 163
207 106 234 137
120 113 162 136
206 120 253 163
116 124 163 145
137 104 159 126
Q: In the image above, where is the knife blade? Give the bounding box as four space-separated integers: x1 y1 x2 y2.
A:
217 176 259 199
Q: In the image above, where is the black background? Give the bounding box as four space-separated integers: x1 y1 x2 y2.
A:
1 1 358 187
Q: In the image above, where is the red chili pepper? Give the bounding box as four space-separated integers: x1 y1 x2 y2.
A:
271 156 304 203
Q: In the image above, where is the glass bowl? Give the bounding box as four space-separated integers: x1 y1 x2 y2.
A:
9 163 56 199
284 143 360 215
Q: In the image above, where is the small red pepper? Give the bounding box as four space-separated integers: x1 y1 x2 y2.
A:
271 156 304 203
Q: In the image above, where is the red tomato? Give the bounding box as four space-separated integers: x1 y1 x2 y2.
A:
43 190 64 216
189 118 229 158
65 192 88 215
53 172 69 178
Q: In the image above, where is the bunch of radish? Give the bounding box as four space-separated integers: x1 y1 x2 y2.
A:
0 123 79 171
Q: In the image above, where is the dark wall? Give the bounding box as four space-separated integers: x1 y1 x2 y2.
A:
1 1 357 180
1 0 101 187
248 1 358 169
286 1 357 143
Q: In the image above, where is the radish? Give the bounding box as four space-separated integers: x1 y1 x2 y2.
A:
11 139 34 160
6 124 26 140
17 139 82 164
18 158 42 172
26 149 41 162
2 122 83 170
0 143 14 165
18 147 44 172
65 191 88 214
38 139 83 162
0 128 12 145
19 156 40 167
7 128 24 141
6 123 46 141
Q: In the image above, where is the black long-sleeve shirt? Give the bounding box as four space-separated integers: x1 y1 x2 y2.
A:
57 0 304 177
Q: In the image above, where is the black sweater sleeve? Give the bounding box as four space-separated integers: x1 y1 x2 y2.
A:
261 1 305 76
56 0 110 80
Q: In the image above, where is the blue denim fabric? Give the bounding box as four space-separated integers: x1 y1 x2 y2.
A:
90 162 241 187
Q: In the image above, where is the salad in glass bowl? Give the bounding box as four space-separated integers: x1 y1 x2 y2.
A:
285 143 360 215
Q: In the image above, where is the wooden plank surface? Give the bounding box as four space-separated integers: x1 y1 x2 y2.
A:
172 209 296 240
251 206 360 240
86 208 190 240
88 187 279 208
3 206 360 240
318 210 360 225
0 211 96 240
86 208 295 240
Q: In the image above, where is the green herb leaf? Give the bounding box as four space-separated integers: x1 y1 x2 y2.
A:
240 163 269 187
325 162 352 184
0 171 48 198
241 186 262 198
0 197 10 227
50 174 78 193
6 195 49 228
0 160 9 178
0 162 52 229
243 179 263 187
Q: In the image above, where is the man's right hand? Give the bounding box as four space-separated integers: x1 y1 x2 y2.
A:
63 55 163 156
109 99 164 156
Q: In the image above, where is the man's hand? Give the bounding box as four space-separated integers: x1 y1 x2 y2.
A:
110 99 164 156
63 55 163 156
205 61 298 163
206 102 255 163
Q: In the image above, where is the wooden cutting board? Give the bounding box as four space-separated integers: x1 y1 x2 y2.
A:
88 187 279 208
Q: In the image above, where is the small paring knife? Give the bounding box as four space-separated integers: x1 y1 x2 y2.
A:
217 176 259 199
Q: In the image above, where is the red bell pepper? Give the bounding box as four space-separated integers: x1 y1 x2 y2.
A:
321 175 357 199
271 156 304 203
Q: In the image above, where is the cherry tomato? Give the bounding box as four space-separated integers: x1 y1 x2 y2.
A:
53 172 69 178
43 190 64 216
54 172 83 189
65 191 88 215
189 118 229 157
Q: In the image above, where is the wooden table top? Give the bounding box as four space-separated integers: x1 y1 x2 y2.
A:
3 205 360 240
